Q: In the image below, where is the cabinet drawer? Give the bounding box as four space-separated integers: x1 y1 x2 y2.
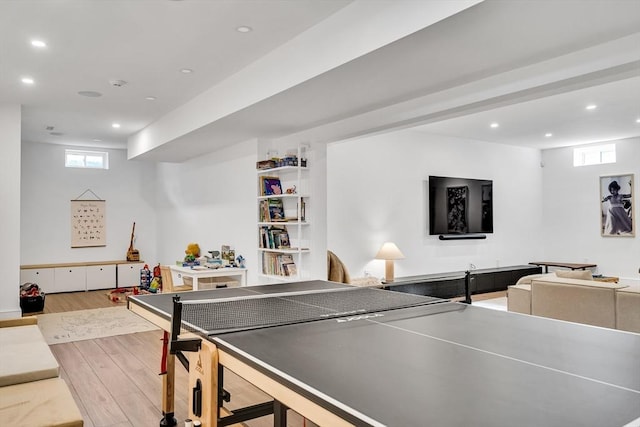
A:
117 263 145 288
54 267 87 293
86 265 116 290
20 269 55 294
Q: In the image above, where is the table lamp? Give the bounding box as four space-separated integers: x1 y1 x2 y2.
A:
375 242 405 282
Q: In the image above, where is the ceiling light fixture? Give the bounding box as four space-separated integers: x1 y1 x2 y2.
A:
21 77 35 85
112 123 121 129
490 122 499 128
236 26 252 33
545 133 553 137
78 91 102 97
180 68 193 74
145 96 157 101
93 139 102 142
31 40 47 48
636 118 640 123
586 104 597 110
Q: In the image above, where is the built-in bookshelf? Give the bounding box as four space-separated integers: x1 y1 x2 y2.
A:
257 146 309 281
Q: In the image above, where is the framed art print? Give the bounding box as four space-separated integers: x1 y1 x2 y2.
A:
446 186 468 233
600 174 634 237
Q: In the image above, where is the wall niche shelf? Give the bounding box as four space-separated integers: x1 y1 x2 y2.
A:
257 145 310 281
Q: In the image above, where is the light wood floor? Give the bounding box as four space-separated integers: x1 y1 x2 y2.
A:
39 290 313 427
39 289 506 426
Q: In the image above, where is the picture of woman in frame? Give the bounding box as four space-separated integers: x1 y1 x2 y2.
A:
601 175 633 236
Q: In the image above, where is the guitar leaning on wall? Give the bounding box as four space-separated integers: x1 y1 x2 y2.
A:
126 222 140 261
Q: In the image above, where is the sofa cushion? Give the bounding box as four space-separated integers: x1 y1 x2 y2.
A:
515 273 553 286
555 269 593 280
0 324 59 387
0 377 83 426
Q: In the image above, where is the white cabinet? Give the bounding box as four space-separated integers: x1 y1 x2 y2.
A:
20 268 55 294
21 261 144 293
54 267 87 293
86 265 116 290
117 262 145 288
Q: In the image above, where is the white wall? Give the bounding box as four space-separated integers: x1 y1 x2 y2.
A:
541 138 639 282
154 139 259 283
0 105 22 318
327 130 545 279
21 142 157 266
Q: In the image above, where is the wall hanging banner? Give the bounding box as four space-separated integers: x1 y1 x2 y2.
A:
71 199 106 247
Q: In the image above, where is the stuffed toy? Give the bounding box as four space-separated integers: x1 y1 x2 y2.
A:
185 243 201 262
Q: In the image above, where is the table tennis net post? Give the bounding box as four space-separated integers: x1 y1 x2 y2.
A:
173 287 443 337
170 295 202 356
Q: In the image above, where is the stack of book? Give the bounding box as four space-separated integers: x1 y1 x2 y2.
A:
259 226 290 249
261 253 297 277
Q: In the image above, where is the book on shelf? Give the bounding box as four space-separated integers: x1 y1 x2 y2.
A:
268 198 286 221
259 225 290 249
298 197 306 222
261 252 297 276
282 262 297 276
260 176 282 196
259 198 287 222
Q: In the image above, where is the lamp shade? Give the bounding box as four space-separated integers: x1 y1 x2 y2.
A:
375 242 405 260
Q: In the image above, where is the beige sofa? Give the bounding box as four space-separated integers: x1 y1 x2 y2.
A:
0 317 83 426
508 273 640 333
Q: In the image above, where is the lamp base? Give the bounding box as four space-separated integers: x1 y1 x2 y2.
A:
384 260 395 282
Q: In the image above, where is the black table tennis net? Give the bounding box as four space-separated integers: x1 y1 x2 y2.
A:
177 287 443 335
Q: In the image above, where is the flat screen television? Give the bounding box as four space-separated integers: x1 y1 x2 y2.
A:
428 176 493 235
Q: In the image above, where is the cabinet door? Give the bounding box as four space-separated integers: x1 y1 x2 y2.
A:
20 268 55 294
86 265 116 290
117 263 144 288
54 267 87 293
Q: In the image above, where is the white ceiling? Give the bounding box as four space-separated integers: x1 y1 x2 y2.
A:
2 0 639 160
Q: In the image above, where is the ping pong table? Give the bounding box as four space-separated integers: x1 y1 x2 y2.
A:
128 280 640 427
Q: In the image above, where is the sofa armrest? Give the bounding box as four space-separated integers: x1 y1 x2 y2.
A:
616 286 640 333
507 284 531 314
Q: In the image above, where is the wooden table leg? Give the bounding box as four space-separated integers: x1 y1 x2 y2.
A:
161 330 177 426
189 340 219 427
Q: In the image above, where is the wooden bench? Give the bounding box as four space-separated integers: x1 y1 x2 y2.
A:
0 317 83 426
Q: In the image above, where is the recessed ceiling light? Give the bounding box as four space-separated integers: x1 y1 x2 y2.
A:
490 122 499 128
78 91 102 97
31 40 47 48
93 139 102 142
545 133 553 137
585 104 597 110
236 26 252 33
145 96 157 101
636 118 640 123
180 68 193 74
112 123 121 129
21 77 35 85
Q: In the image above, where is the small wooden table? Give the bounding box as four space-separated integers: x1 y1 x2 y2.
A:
529 261 597 274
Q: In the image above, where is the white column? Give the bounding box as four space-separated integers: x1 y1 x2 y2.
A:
0 104 22 318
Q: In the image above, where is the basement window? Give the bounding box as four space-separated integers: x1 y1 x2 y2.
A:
573 144 616 167
65 149 109 170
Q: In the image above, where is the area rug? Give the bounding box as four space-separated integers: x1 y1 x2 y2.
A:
37 306 159 345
